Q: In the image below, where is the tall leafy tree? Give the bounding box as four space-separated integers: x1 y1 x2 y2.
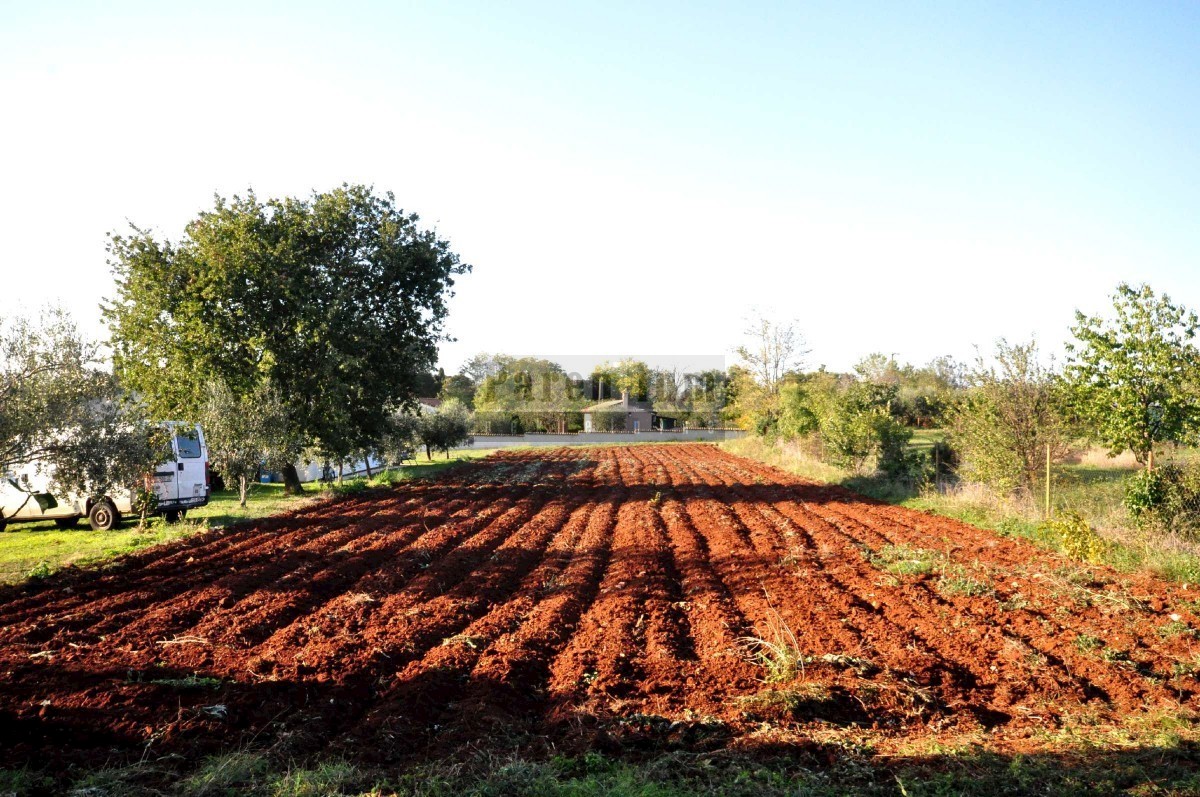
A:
104 185 469 493
1064 283 1200 468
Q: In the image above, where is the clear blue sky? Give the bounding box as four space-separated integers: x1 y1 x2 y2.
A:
2 1 1198 373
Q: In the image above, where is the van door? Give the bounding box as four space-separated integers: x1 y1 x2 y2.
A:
173 425 207 508
152 441 180 509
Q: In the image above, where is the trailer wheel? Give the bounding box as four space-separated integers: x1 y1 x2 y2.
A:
54 516 81 529
88 500 121 531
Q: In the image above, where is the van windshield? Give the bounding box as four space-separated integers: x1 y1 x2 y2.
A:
174 434 202 459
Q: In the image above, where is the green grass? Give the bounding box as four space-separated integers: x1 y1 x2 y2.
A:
0 450 500 586
11 744 1200 797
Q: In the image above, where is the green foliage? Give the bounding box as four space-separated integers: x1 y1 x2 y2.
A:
870 544 937 576
0 308 166 499
782 374 915 475
854 353 962 428
417 399 473 460
1065 283 1200 465
1042 511 1107 563
104 185 469 485
26 560 53 580
948 339 1067 494
473 355 584 432
200 381 298 507
1124 463 1200 538
592 358 651 401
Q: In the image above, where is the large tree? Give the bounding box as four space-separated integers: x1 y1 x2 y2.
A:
104 185 469 493
1064 283 1200 468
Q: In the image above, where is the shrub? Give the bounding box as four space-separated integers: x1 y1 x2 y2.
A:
1124 463 1200 538
946 339 1068 494
1042 511 1106 562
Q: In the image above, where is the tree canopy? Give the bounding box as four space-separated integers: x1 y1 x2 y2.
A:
104 184 469 490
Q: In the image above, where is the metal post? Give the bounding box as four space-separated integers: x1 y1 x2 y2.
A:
1045 443 1051 518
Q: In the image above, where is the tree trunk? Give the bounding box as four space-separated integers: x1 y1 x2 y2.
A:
281 463 304 495
364 455 373 478
338 462 344 485
239 475 249 508
426 444 432 461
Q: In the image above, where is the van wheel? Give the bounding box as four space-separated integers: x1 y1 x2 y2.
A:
88 501 121 531
164 510 181 524
54 517 81 529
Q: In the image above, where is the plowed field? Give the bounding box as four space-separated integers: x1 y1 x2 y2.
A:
2 444 1199 772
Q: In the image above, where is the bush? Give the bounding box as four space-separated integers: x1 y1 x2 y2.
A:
1125 464 1200 538
1041 511 1106 562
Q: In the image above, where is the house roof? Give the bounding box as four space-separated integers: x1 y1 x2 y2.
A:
582 399 623 413
582 397 653 413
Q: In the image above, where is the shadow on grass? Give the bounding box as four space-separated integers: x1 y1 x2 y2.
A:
5 738 1199 796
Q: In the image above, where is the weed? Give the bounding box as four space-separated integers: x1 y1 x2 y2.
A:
936 569 994 598
870 544 937 577
1171 654 1200 678
441 634 485 650
741 608 806 683
1075 633 1104 652
26 560 54 581
1159 620 1197 639
126 670 224 690
176 751 269 795
270 760 362 796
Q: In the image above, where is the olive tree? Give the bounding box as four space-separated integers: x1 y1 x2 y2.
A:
199 381 298 507
0 308 164 504
417 400 473 460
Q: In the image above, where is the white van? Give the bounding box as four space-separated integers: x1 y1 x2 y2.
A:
0 422 211 532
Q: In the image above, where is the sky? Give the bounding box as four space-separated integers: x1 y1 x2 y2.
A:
2 1 1198 375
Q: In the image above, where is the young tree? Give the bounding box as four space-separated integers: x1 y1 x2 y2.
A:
382 411 422 464
0 308 164 505
199 381 297 507
736 311 808 394
1065 283 1200 468
104 185 470 494
417 399 473 459
949 339 1068 493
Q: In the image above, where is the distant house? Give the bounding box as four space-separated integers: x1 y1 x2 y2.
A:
583 390 659 433
417 397 442 414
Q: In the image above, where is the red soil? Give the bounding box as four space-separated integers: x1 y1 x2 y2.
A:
2 444 1198 769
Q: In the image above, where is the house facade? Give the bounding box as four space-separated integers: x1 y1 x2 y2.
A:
582 390 656 433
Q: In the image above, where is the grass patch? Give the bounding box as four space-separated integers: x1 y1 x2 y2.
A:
870 544 937 577
8 742 1197 797
0 451 501 586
